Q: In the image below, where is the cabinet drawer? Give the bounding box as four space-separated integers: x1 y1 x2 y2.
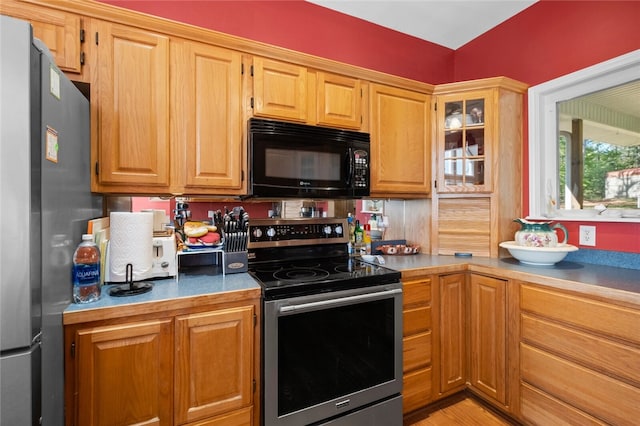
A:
403 367 433 414
521 343 640 425
403 331 432 373
521 284 640 345
186 406 252 426
520 383 606 426
404 305 431 336
403 278 431 307
522 314 640 386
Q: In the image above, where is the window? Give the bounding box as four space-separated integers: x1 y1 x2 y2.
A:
528 49 640 221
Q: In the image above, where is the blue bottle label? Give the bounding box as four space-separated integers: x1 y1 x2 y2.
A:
73 263 100 287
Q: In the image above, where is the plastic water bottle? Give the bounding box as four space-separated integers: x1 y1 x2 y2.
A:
72 234 101 303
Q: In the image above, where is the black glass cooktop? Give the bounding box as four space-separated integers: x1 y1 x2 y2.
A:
249 255 401 300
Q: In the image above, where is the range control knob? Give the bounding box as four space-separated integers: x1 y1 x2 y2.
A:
266 227 276 238
334 225 343 235
323 225 332 235
252 228 263 239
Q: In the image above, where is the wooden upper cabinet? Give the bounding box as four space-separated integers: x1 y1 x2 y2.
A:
433 78 527 194
73 319 173 426
316 71 362 129
171 39 245 194
434 89 492 193
175 306 254 424
252 57 307 122
91 20 171 190
369 83 431 197
252 59 363 129
1 0 84 75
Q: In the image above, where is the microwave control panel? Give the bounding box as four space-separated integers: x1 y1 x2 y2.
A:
353 149 369 188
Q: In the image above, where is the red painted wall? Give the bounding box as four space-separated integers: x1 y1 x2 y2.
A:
101 0 640 253
454 0 640 253
100 0 453 84
454 0 640 86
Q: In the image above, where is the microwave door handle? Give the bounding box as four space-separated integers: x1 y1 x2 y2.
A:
346 147 354 186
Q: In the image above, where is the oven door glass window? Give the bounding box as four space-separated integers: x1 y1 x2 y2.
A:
277 298 395 416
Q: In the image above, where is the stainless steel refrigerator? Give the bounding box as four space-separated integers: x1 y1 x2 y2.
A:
0 15 103 425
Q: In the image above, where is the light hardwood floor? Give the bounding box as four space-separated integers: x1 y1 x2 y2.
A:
404 394 518 426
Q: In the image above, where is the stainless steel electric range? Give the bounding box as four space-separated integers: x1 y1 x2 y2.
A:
247 218 403 426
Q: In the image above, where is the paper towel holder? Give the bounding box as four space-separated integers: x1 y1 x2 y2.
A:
109 263 153 297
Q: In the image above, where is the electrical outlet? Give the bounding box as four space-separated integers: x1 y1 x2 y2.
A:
207 210 215 218
579 225 596 246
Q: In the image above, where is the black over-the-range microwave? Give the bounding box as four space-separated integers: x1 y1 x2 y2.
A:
248 118 371 199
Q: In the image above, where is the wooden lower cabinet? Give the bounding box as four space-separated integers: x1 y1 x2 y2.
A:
401 275 433 413
468 274 507 406
65 300 258 426
437 273 466 396
175 306 254 424
518 282 640 425
74 319 174 425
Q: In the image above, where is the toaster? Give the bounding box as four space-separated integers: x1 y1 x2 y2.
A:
151 236 177 278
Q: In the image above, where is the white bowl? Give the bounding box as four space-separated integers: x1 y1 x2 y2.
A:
499 241 578 266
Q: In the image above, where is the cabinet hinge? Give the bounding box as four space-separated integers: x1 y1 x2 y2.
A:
253 312 256 326
250 97 254 109
80 51 85 66
434 103 437 111
79 28 85 44
253 379 256 393
95 31 99 46
95 162 99 176
250 65 254 77
241 63 244 75
70 342 75 359
242 170 245 183
434 180 437 189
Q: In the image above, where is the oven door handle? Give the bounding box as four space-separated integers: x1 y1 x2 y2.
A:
278 288 402 315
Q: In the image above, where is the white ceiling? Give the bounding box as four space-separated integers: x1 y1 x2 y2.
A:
306 0 538 49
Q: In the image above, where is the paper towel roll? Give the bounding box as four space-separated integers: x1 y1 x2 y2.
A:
108 212 153 282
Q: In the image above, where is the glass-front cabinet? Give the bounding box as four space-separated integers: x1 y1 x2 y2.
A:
436 91 490 192
431 78 528 257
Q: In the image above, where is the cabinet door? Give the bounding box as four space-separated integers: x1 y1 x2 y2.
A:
252 57 307 122
2 0 83 75
435 197 491 256
439 273 466 394
435 90 492 193
92 21 170 188
469 274 507 405
172 39 245 193
175 306 254 424
316 71 362 129
74 319 173 426
370 84 431 196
